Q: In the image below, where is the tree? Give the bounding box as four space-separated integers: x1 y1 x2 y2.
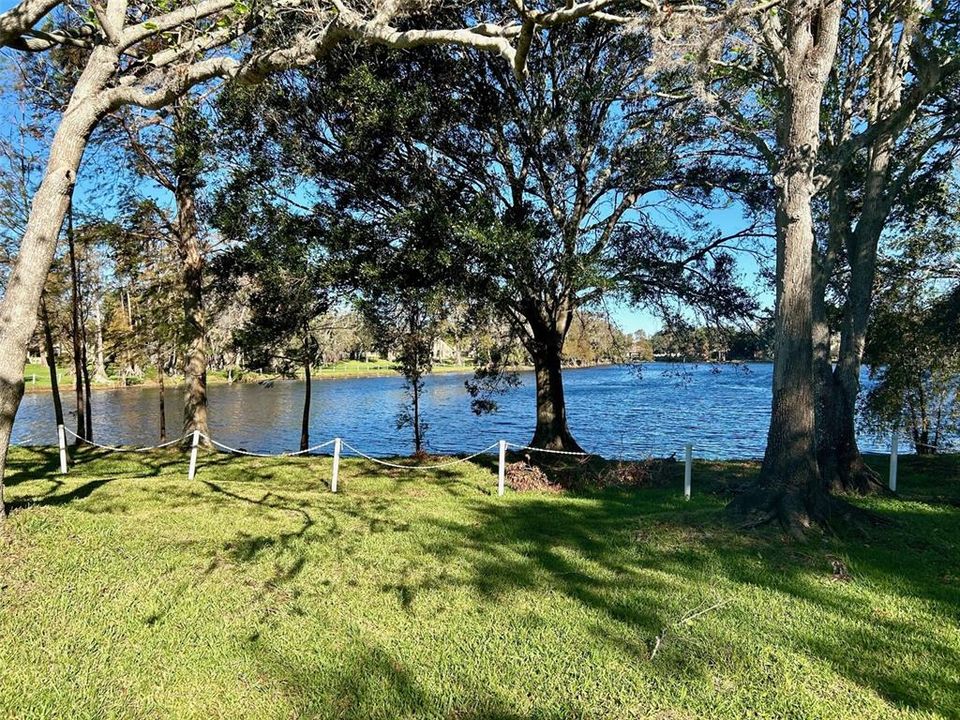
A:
665 0 960 530
813 0 960 493
562 311 629 366
65 197 92 442
668 0 847 534
861 202 960 454
628 330 654 362
346 203 466 457
116 97 217 443
0 0 614 514
111 200 183 440
214 18 757 454
215 205 333 452
863 285 960 455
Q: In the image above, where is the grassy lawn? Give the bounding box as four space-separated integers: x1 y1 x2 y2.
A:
0 448 958 719
21 360 476 392
22 363 73 390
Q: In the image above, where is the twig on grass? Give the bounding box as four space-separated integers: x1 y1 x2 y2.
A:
649 597 732 661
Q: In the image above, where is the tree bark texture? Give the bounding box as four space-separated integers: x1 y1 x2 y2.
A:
176 166 210 445
729 0 843 536
524 307 584 454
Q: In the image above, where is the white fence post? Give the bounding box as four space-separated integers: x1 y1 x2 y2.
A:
331 438 341 493
188 429 200 481
57 424 68 474
684 443 693 501
498 440 507 496
889 428 899 493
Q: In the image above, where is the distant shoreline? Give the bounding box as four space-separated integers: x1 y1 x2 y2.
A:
21 358 775 395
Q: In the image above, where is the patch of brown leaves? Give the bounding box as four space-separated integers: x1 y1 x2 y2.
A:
595 459 661 488
505 461 564 493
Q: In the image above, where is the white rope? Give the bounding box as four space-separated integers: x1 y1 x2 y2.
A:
63 427 187 452
201 434 336 457
507 442 592 457
340 441 500 470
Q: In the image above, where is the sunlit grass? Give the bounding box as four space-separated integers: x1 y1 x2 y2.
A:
1 447 957 719
21 358 476 392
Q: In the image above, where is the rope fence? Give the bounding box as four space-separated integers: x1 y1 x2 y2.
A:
206 436 337 458
53 423 924 497
62 426 188 453
340 440 501 470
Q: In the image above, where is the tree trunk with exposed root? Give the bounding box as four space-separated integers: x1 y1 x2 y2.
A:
524 309 584 454
727 0 843 538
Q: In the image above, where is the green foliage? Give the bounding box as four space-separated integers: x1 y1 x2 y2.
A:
214 20 755 369
650 317 771 362
215 206 333 375
863 284 960 454
346 202 469 455
561 310 630 366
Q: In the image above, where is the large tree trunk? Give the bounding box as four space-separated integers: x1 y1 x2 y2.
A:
525 311 584 453
40 295 65 429
819 138 893 495
813 0 936 495
176 174 210 446
174 101 211 447
813 183 846 492
728 0 842 537
732 174 829 536
0 47 114 515
823 262 884 493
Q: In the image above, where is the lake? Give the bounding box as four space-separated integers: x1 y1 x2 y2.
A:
11 363 899 459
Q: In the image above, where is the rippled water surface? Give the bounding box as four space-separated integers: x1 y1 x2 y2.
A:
12 363 898 459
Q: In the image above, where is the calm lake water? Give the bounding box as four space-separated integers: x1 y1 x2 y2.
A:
12 363 898 459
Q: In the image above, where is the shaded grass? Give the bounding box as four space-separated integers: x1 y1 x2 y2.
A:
1 447 958 719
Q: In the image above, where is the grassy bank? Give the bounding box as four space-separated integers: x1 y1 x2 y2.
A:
1 448 958 719
21 360 480 393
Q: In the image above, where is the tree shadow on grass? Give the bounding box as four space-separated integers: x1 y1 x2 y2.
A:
138 477 331 628
5 446 192 512
3 446 63 483
251 638 577 720
10 477 112 509
411 470 960 717
8 444 957 715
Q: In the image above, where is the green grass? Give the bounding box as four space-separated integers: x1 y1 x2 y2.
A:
305 359 474 379
22 360 476 392
22 362 72 390
1 448 958 719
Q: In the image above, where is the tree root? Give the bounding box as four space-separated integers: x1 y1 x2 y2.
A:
727 483 891 541
824 453 887 496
